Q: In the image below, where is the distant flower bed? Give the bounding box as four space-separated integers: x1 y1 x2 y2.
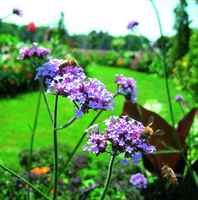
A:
0 51 39 95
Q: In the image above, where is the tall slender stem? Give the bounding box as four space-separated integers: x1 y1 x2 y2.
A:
31 58 53 124
52 95 59 200
178 102 191 165
150 0 197 187
100 151 117 200
28 90 41 200
0 13 13 21
0 164 49 200
38 79 54 124
150 0 182 151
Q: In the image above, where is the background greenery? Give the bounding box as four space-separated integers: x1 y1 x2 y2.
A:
0 63 193 172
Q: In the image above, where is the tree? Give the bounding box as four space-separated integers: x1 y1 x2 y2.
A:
57 12 68 43
170 0 191 62
88 30 99 49
110 37 126 51
155 36 172 52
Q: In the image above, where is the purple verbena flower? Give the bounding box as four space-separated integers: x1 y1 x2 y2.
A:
174 94 184 102
17 43 51 60
114 74 137 103
127 21 139 30
13 7 23 17
150 42 155 48
83 115 156 164
130 173 147 188
35 59 114 118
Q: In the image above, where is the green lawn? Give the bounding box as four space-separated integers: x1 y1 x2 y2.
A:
0 64 192 171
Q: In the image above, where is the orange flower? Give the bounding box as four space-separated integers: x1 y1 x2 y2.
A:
40 167 50 174
31 167 50 175
47 177 51 182
7 55 11 60
25 184 29 188
12 67 16 71
172 67 177 73
3 64 9 69
50 189 54 195
118 59 124 65
10 80 15 84
31 167 41 175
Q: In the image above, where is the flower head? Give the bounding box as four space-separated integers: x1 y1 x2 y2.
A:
35 59 114 118
17 43 51 60
174 94 184 102
127 21 139 30
83 115 156 165
27 22 37 33
13 7 23 17
114 74 137 103
130 173 147 188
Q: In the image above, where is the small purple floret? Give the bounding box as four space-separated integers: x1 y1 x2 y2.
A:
130 173 147 188
174 94 184 102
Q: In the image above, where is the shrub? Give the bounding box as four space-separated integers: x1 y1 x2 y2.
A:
173 30 198 100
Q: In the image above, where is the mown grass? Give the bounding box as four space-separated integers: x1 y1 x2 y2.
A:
0 64 192 171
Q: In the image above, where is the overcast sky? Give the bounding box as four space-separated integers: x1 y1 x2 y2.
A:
1 0 198 41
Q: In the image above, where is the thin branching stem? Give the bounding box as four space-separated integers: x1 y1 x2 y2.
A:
52 95 59 200
150 0 197 187
100 151 117 200
0 164 49 200
55 117 77 131
28 90 42 200
178 101 191 165
47 92 119 195
31 58 54 124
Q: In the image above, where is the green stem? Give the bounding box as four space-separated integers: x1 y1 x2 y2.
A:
47 109 104 195
59 111 103 175
38 79 54 124
100 151 117 200
46 92 118 195
28 90 42 200
0 13 13 21
150 0 197 187
0 163 49 200
55 116 77 131
178 102 191 165
52 95 59 200
150 0 183 153
31 58 53 124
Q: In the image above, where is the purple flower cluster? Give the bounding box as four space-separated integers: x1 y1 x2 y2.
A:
130 173 147 188
174 94 184 102
83 115 156 164
127 21 139 30
35 59 115 118
17 42 51 60
13 7 23 17
114 74 137 103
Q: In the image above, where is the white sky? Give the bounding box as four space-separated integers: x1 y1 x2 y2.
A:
1 0 198 41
